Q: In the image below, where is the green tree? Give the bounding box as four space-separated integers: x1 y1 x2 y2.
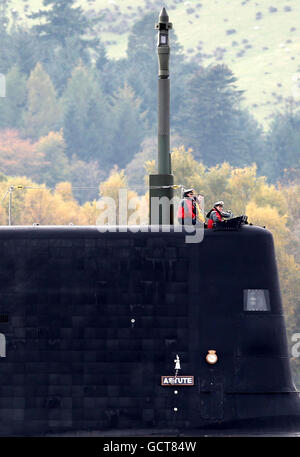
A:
35 130 70 187
175 64 264 168
62 64 110 166
69 157 103 204
26 0 105 95
11 26 44 77
0 0 13 73
42 35 92 95
28 0 99 49
109 83 147 169
22 63 62 140
265 101 300 182
0 65 27 129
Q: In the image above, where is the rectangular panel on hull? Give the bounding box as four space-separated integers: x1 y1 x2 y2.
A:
244 290 270 312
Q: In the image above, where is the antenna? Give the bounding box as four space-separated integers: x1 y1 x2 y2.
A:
149 8 174 225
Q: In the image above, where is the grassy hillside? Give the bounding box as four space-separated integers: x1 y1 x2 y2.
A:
11 0 300 129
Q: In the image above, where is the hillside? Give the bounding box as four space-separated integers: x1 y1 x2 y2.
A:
10 0 300 129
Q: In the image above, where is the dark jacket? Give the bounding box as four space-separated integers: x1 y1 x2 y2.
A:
206 207 232 229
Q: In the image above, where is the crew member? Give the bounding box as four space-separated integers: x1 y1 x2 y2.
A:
206 201 232 229
177 189 205 225
194 194 205 224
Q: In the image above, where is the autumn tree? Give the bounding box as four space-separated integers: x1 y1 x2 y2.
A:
81 200 99 226
0 129 45 179
98 167 144 225
147 146 287 217
21 181 87 225
0 175 98 226
0 175 40 225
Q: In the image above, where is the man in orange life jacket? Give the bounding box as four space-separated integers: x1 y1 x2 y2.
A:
177 188 204 225
206 201 232 229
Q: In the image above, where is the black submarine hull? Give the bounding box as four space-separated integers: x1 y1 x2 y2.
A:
0 225 299 436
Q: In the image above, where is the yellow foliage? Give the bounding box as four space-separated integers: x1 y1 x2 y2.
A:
171 146 205 191
144 160 156 175
55 182 74 202
253 181 286 216
227 164 260 214
201 162 232 210
0 176 38 225
127 194 148 226
22 187 60 225
99 167 127 201
280 182 300 222
144 160 156 188
99 167 140 224
245 201 288 247
0 202 7 225
81 200 99 226
36 130 65 151
21 185 82 225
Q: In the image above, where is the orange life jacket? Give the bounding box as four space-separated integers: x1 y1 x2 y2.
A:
207 208 222 229
177 198 196 222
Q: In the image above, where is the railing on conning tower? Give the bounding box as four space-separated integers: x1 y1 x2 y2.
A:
0 182 205 227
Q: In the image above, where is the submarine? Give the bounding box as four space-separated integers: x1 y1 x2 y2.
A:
0 8 299 437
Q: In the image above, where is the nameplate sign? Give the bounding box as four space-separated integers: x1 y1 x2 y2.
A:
161 376 194 386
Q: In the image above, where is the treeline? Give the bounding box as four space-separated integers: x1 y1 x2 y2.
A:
0 0 300 199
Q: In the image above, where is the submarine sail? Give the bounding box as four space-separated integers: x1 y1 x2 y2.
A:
0 224 299 435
